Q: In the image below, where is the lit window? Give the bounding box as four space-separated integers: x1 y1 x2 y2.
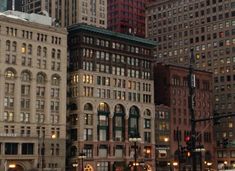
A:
21 43 26 54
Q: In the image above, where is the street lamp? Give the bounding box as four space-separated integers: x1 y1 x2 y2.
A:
72 162 78 171
172 161 178 171
129 133 141 171
224 161 228 170
207 162 212 171
78 152 86 171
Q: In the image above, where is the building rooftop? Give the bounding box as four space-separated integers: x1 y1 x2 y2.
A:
2 10 52 26
68 24 156 47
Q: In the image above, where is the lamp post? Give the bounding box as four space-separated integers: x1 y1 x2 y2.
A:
224 161 228 170
207 162 212 171
129 133 141 171
78 152 86 171
40 132 45 171
172 161 178 171
72 162 78 171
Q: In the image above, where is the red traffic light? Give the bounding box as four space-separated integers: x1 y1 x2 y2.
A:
185 136 190 142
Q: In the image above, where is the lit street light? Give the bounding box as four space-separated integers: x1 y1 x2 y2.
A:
172 161 178 171
72 162 78 171
78 152 86 171
129 132 141 171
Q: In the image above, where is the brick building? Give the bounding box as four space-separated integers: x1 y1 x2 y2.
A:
146 0 235 168
154 63 214 171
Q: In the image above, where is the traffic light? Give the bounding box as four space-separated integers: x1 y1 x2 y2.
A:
222 138 229 148
185 136 192 151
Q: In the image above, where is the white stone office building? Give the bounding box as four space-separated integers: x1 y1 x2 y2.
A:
0 12 67 171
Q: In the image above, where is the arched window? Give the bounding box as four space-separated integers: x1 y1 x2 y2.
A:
130 106 139 116
144 109 151 116
21 43 26 54
84 103 93 127
52 48 56 58
113 104 125 141
6 40 10 51
114 104 124 113
37 46 42 56
12 41 17 52
98 102 109 113
21 71 31 82
97 102 109 141
43 47 47 57
84 103 93 111
28 44 32 55
57 49 61 59
51 75 60 86
37 73 46 84
5 69 16 79
129 106 140 133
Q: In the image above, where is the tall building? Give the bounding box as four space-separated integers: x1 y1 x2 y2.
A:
0 12 67 170
107 0 146 37
7 0 23 11
22 0 107 28
67 24 156 171
0 0 7 12
146 0 235 168
0 0 22 12
154 63 214 171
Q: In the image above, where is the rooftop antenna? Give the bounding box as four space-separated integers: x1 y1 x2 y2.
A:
12 0 15 11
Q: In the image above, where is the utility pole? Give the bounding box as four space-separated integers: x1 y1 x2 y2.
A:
188 48 197 171
177 127 181 171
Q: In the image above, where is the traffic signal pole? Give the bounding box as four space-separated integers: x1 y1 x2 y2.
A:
188 49 197 171
188 49 235 171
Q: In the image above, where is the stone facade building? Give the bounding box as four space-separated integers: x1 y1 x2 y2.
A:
67 24 156 171
0 12 67 171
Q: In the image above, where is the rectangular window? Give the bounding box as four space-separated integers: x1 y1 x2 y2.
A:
144 132 151 143
99 129 107 141
144 119 151 129
22 143 34 155
84 128 93 141
99 146 107 157
85 114 93 125
5 143 18 155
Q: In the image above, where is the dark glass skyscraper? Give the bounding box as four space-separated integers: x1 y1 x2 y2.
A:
0 0 22 11
7 0 22 11
0 0 7 12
